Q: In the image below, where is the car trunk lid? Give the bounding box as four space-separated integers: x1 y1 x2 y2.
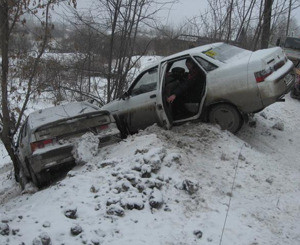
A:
31 111 112 152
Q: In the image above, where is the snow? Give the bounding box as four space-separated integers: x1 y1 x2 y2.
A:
1 97 300 244
28 101 100 130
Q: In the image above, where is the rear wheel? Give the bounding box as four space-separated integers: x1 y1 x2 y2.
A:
26 161 45 188
208 104 243 133
16 166 29 189
28 164 41 188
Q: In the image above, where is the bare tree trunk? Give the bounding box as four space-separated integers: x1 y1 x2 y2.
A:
0 0 21 179
261 0 273 48
286 0 292 36
226 0 234 42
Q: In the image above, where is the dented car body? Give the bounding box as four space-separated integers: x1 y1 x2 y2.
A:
15 102 120 187
102 42 295 134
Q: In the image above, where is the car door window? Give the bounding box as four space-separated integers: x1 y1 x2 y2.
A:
194 56 218 72
131 67 158 96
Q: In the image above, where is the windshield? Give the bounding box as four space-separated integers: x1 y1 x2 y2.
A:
284 37 300 51
202 43 247 63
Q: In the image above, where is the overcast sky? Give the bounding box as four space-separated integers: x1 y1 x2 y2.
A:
73 0 300 32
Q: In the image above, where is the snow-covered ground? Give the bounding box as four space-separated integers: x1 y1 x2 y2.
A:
0 95 299 245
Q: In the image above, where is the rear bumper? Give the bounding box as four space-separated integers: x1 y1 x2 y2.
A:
30 144 74 173
29 130 121 173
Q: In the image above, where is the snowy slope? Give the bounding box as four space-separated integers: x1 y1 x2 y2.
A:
0 96 300 245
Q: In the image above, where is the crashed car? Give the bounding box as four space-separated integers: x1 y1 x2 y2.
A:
102 42 294 134
15 101 120 187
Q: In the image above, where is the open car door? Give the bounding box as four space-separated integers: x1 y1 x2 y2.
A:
159 56 208 124
116 65 172 133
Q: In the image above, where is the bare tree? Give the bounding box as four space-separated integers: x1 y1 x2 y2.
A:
0 0 76 187
66 0 175 103
183 0 299 50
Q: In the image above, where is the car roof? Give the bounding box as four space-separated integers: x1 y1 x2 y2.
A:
160 42 224 62
27 101 100 130
141 42 224 72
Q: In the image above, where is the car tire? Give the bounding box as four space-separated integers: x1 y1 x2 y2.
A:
27 161 42 188
208 104 243 133
15 166 29 189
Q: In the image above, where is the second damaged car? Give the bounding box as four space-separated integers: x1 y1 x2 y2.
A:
15 101 120 188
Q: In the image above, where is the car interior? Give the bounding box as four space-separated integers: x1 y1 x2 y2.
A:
163 57 206 121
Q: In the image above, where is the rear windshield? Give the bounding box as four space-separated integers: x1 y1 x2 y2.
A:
202 43 247 63
284 37 300 51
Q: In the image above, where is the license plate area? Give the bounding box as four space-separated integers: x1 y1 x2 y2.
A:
284 73 294 86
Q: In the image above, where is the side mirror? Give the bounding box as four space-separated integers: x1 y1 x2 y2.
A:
121 91 129 100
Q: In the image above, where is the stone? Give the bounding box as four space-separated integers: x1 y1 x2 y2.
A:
12 228 19 235
272 122 284 131
42 221 51 228
193 230 203 239
70 225 83 236
91 238 100 245
260 112 267 119
64 208 77 219
266 177 274 184
32 232 52 245
149 188 163 209
238 154 246 161
140 164 152 178
0 223 10 236
106 205 125 217
90 185 99 193
39 232 52 245
182 180 199 195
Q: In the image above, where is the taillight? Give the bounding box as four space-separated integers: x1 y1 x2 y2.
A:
254 67 273 83
30 139 53 152
97 124 109 133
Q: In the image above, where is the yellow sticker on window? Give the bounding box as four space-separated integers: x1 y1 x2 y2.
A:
205 50 216 57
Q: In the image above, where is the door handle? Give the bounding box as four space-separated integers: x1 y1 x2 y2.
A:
150 94 156 99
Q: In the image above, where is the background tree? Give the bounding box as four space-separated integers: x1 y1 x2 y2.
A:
261 0 273 48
